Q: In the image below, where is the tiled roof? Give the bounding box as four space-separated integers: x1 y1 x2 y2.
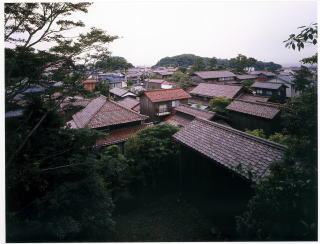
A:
144 88 191 102
190 83 242 99
117 97 140 110
165 113 193 127
173 118 286 181
96 123 153 146
61 99 92 108
249 71 276 76
109 87 128 96
175 104 215 120
188 97 209 106
236 74 257 80
226 100 280 119
251 82 286 90
236 94 270 103
193 70 236 79
68 96 148 129
146 79 166 84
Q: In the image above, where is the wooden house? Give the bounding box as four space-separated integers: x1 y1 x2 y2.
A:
189 83 243 106
140 88 191 121
172 118 286 209
191 70 238 84
144 79 174 90
67 95 149 152
251 81 287 103
226 98 281 135
83 79 99 91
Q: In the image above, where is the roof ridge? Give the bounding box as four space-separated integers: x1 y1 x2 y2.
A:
234 99 281 109
108 99 148 119
73 95 107 128
193 117 287 150
144 88 182 93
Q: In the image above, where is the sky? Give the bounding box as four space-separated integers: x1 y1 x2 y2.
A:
64 0 317 67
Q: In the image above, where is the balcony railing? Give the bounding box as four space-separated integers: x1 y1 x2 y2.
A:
156 107 170 116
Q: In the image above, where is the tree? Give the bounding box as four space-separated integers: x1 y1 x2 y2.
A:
124 124 180 192
244 129 266 139
208 97 231 114
208 57 217 70
170 71 193 89
95 56 133 71
236 24 317 241
229 54 257 73
191 57 206 72
292 66 314 92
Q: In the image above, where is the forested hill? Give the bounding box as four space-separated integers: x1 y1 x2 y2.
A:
153 54 282 71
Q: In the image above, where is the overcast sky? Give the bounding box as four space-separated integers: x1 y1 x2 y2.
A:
50 1 318 66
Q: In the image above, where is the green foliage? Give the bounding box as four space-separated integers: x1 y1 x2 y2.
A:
125 124 180 190
284 23 317 51
191 57 206 72
241 79 255 87
236 84 317 241
208 97 231 113
96 82 110 96
292 66 315 92
95 56 133 71
229 54 257 73
244 129 267 139
170 71 193 89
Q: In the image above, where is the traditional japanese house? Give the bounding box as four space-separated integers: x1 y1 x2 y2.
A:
251 81 287 103
164 104 216 127
109 87 137 100
235 74 257 82
226 99 281 134
191 70 237 84
140 88 191 121
249 71 276 81
117 97 140 112
268 75 298 98
173 117 286 195
67 95 149 151
189 83 243 106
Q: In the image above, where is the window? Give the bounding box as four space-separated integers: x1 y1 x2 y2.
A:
256 89 262 95
172 100 180 107
159 104 168 113
266 90 273 96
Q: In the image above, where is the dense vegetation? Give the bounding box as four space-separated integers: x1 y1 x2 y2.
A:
95 56 134 71
154 53 282 72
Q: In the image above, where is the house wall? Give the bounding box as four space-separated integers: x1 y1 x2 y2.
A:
147 82 162 90
84 83 96 91
254 87 286 103
228 111 280 135
140 96 189 121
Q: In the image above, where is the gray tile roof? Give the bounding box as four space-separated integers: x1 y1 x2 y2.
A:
117 97 140 110
146 79 166 84
251 81 286 90
236 94 270 103
190 83 242 99
236 74 257 80
173 118 286 181
165 114 193 127
193 70 236 79
109 87 129 97
249 71 276 77
68 96 148 129
226 100 280 119
175 104 215 120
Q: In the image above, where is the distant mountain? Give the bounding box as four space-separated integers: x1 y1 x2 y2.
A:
153 54 282 72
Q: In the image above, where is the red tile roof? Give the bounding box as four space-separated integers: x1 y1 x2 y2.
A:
190 83 242 99
68 96 148 129
96 123 153 146
143 88 191 103
226 100 280 119
173 118 286 181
